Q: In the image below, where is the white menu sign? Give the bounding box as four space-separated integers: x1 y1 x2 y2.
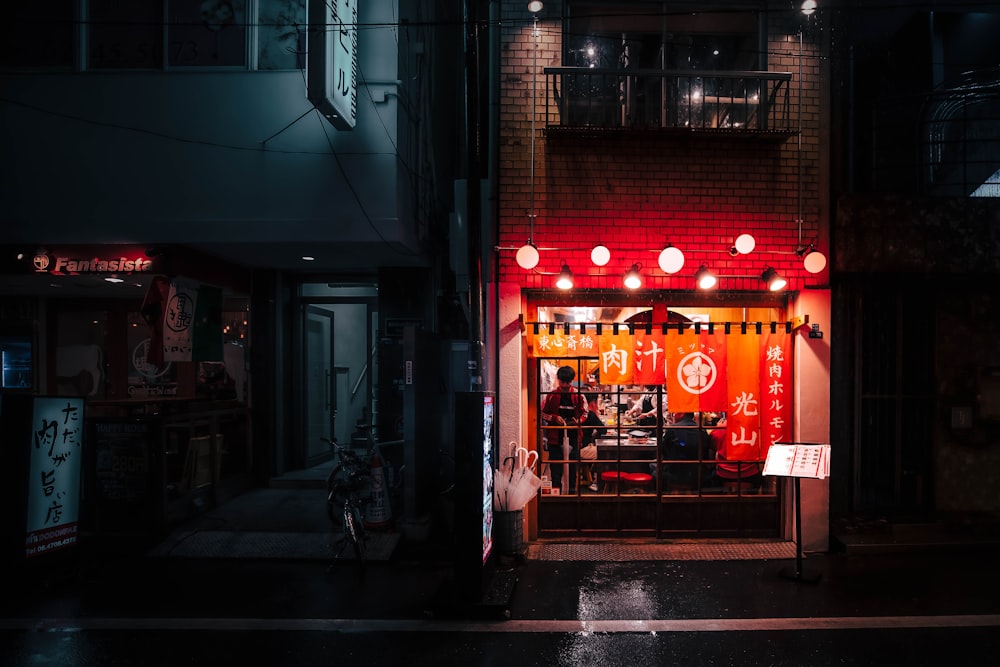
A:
762 443 830 479
25 397 84 558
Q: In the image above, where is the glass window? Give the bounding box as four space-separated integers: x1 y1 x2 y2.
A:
127 310 178 398
1 336 33 391
565 2 760 71
89 0 165 69
532 302 784 498
258 0 306 70
55 310 109 399
168 0 247 67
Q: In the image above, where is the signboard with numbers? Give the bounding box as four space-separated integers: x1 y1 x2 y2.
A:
762 442 830 479
1 395 85 562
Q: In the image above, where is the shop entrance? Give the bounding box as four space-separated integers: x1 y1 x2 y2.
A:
527 299 788 539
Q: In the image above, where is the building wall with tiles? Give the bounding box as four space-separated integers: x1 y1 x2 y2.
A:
497 1 827 293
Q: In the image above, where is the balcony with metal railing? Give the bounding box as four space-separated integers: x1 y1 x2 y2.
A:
543 67 794 137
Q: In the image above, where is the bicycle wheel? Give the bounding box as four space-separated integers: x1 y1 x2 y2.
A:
327 478 350 527
344 504 367 562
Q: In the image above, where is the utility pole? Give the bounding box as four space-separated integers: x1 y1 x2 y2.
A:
464 0 484 391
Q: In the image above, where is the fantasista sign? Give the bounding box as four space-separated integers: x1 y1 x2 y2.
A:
33 252 154 275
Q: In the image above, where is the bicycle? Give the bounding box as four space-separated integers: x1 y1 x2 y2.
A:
323 437 372 563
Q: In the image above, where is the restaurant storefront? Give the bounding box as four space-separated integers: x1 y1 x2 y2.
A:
0 245 253 547
494 285 830 549
522 294 792 538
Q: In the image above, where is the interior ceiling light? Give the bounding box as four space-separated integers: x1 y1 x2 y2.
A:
695 264 717 290
796 243 828 274
591 245 610 266
734 233 756 255
657 245 685 274
516 242 540 269
556 262 574 290
623 263 642 289
761 267 787 291
527 0 543 12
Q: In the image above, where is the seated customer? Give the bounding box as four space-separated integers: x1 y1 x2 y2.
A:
659 412 712 490
711 416 763 490
580 392 606 491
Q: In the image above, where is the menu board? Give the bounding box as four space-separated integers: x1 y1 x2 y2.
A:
762 443 830 479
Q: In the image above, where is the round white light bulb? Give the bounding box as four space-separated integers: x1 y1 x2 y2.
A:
658 246 685 274
803 250 827 274
734 233 756 254
591 245 610 266
515 244 539 269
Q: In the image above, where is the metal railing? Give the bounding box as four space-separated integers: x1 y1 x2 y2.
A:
543 67 794 134
871 76 1000 196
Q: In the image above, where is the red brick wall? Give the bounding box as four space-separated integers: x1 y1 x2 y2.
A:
498 1 826 293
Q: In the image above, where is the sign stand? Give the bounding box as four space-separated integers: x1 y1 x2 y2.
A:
779 476 821 583
764 442 830 585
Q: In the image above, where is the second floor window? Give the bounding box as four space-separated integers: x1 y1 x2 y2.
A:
564 2 762 71
2 0 306 71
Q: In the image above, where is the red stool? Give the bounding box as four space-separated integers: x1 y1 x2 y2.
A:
599 471 622 493
621 472 653 493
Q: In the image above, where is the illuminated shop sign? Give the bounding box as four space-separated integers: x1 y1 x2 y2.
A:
307 0 358 130
32 253 153 275
25 397 85 559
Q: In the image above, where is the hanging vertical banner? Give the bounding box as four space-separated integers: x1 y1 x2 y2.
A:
725 331 761 461
161 278 223 363
191 283 223 362
632 329 666 386
162 278 199 362
664 329 727 413
759 328 792 459
698 329 728 412
598 329 633 385
140 275 171 368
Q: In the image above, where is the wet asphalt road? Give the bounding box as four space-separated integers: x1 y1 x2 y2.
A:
2 546 999 666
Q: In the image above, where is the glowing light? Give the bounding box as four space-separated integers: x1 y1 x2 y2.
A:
516 243 539 269
804 250 827 273
591 245 610 266
658 246 685 274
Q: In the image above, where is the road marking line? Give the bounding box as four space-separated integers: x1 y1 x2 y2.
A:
4 615 999 633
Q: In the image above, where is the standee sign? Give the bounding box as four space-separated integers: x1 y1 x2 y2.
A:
0 395 85 561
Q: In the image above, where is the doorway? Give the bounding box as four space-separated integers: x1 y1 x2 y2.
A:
304 305 334 463
296 284 378 470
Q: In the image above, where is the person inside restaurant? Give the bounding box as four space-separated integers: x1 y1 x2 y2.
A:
627 385 662 429
711 415 763 491
658 412 713 491
580 392 605 492
541 365 587 494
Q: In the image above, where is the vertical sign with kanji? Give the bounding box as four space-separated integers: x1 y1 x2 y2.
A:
307 0 358 130
24 397 84 559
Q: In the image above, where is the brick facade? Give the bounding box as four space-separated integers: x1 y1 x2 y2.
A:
498 1 826 294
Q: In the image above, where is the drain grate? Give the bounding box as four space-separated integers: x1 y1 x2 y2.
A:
527 541 797 561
